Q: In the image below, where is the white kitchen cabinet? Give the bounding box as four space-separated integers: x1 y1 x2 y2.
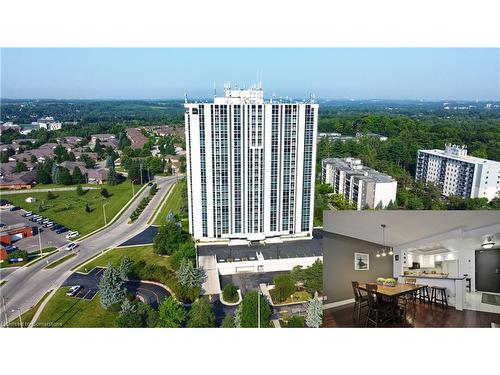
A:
421 255 435 268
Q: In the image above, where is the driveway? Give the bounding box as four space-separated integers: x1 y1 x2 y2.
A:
63 267 170 308
120 226 158 246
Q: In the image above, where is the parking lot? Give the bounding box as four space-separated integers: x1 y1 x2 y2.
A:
0 207 70 253
63 267 171 308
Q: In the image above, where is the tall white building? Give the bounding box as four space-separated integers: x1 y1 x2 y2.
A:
416 144 500 200
184 85 318 242
322 157 397 210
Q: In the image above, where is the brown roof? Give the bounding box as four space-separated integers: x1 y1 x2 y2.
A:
126 128 148 149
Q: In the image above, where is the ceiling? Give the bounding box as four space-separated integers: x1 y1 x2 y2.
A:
323 211 500 251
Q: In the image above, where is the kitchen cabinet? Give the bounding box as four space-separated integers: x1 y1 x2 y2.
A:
421 255 435 268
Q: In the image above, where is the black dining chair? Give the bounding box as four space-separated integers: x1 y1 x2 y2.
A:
365 284 395 328
351 281 368 325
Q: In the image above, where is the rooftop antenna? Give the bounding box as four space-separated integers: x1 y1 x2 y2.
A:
184 93 188 104
213 82 216 98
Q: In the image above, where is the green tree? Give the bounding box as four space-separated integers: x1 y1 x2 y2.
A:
72 167 85 184
15 161 28 172
329 193 357 210
237 291 272 328
153 221 186 255
85 203 92 213
51 164 60 184
305 298 323 328
99 262 126 309
221 315 236 328
158 297 186 328
107 166 117 186
176 258 205 289
170 241 196 270
100 187 110 198
187 298 215 328
119 256 133 280
59 167 72 185
76 183 84 196
271 274 295 303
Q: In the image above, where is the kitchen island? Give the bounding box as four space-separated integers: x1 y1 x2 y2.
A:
399 275 466 310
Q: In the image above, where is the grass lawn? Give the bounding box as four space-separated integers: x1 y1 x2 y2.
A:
152 179 186 225
45 252 77 269
271 290 312 305
1 181 136 235
8 291 51 328
36 287 118 328
77 245 169 273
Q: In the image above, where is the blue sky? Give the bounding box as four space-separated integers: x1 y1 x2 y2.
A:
1 48 499 100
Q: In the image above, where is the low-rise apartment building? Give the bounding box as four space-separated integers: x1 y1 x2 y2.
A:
415 144 500 201
322 157 397 210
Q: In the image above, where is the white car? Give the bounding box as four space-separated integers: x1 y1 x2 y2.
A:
66 231 80 239
66 242 78 251
66 285 83 296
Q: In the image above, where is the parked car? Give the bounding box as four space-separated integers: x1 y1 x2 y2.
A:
66 242 78 251
9 206 20 211
50 225 62 231
66 285 83 296
66 231 80 239
5 245 18 252
44 223 54 228
22 211 33 217
56 227 68 234
0 223 6 228
0 199 10 206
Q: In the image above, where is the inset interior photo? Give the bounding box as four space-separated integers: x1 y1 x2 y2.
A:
322 211 500 328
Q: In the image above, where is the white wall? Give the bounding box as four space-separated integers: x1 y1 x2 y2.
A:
217 255 322 276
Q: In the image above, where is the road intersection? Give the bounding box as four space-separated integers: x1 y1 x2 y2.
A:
0 175 178 325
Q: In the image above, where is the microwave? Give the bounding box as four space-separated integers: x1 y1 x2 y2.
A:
409 262 420 269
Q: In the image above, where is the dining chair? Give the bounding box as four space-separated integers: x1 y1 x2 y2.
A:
365 284 394 328
351 281 368 325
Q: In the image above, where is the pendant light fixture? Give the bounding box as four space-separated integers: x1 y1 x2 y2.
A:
377 224 393 258
482 235 495 249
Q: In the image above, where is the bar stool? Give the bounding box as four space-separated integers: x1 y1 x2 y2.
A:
430 286 448 309
418 285 430 304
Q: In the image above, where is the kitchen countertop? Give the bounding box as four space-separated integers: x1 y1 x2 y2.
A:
399 275 466 280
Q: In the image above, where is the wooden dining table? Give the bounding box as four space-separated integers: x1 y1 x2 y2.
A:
357 282 422 299
357 282 423 323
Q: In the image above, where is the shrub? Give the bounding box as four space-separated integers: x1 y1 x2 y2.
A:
222 284 239 303
47 191 56 200
76 184 84 196
100 187 110 198
285 316 305 328
221 315 235 328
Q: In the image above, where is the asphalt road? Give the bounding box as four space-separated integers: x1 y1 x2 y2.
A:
0 175 179 324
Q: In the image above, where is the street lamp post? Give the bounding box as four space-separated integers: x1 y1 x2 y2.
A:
12 308 22 328
38 225 43 257
257 289 261 328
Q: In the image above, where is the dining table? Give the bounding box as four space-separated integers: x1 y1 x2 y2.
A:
357 282 423 323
